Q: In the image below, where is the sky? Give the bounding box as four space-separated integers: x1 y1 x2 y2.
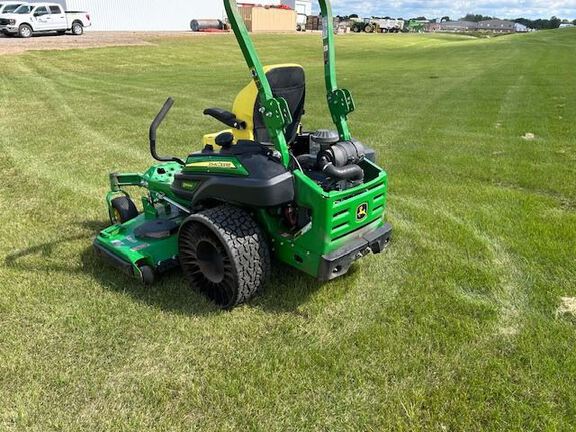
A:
326 0 576 20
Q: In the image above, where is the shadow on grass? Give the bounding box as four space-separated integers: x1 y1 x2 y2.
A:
253 262 360 316
80 246 220 317
4 220 330 315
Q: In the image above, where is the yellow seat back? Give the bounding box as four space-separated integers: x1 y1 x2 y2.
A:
203 64 304 146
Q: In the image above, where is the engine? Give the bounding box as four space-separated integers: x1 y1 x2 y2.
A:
296 130 369 192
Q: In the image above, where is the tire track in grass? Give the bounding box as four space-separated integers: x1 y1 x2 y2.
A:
299 237 406 347
494 74 525 131
28 55 194 109
18 56 153 163
0 66 100 204
401 54 512 143
282 207 419 348
28 58 214 140
27 54 241 154
384 45 529 186
358 47 514 145
395 194 527 338
26 51 232 107
0 58 152 197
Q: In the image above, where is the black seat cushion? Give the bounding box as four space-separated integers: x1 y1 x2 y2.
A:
253 66 306 145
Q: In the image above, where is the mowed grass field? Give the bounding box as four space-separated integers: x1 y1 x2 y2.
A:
1 29 575 430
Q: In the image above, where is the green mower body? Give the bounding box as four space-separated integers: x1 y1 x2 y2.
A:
94 0 392 308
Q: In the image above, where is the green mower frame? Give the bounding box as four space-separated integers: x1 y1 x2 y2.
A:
94 0 392 308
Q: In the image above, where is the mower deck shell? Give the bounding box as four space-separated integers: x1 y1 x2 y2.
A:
93 208 183 278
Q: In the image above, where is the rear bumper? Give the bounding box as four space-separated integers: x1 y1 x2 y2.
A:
318 223 392 281
75 22 92 29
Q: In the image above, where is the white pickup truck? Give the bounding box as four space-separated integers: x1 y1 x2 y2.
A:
0 2 91 38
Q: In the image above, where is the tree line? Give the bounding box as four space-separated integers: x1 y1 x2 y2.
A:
459 14 573 29
337 13 576 29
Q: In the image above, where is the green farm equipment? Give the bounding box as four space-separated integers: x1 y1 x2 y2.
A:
351 18 404 33
407 20 427 33
93 0 392 309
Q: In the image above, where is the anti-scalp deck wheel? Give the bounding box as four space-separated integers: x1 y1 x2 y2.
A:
138 265 155 285
110 196 139 224
178 206 270 309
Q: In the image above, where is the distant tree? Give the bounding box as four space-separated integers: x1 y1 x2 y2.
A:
407 16 428 23
441 16 450 22
513 16 567 29
533 18 547 29
534 19 548 29
349 14 358 19
549 16 562 28
573 19 576 25
514 18 532 27
461 13 495 22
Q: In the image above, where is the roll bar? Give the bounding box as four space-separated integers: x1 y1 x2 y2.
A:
223 0 355 167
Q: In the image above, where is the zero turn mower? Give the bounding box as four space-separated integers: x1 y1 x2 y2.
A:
94 0 392 309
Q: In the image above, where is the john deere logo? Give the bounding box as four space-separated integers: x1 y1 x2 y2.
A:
356 203 368 221
187 161 236 169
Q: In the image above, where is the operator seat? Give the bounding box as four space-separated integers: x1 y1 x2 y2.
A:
203 64 306 146
173 66 305 208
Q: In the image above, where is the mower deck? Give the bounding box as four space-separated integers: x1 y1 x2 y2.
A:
94 205 183 280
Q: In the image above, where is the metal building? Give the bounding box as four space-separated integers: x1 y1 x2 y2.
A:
65 0 226 31
283 0 312 17
29 0 310 32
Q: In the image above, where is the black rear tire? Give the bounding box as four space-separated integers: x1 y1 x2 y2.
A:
110 196 139 224
71 22 83 36
179 205 270 309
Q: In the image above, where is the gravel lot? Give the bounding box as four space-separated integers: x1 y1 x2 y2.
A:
0 31 207 55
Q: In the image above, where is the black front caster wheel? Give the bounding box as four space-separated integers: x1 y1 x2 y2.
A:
110 196 139 224
138 265 155 286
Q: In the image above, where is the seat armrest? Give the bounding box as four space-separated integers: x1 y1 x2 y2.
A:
203 108 247 130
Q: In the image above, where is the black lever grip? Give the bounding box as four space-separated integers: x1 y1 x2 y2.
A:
149 98 185 165
203 108 246 130
150 97 174 143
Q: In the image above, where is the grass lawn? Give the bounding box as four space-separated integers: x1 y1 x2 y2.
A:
0 29 575 430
